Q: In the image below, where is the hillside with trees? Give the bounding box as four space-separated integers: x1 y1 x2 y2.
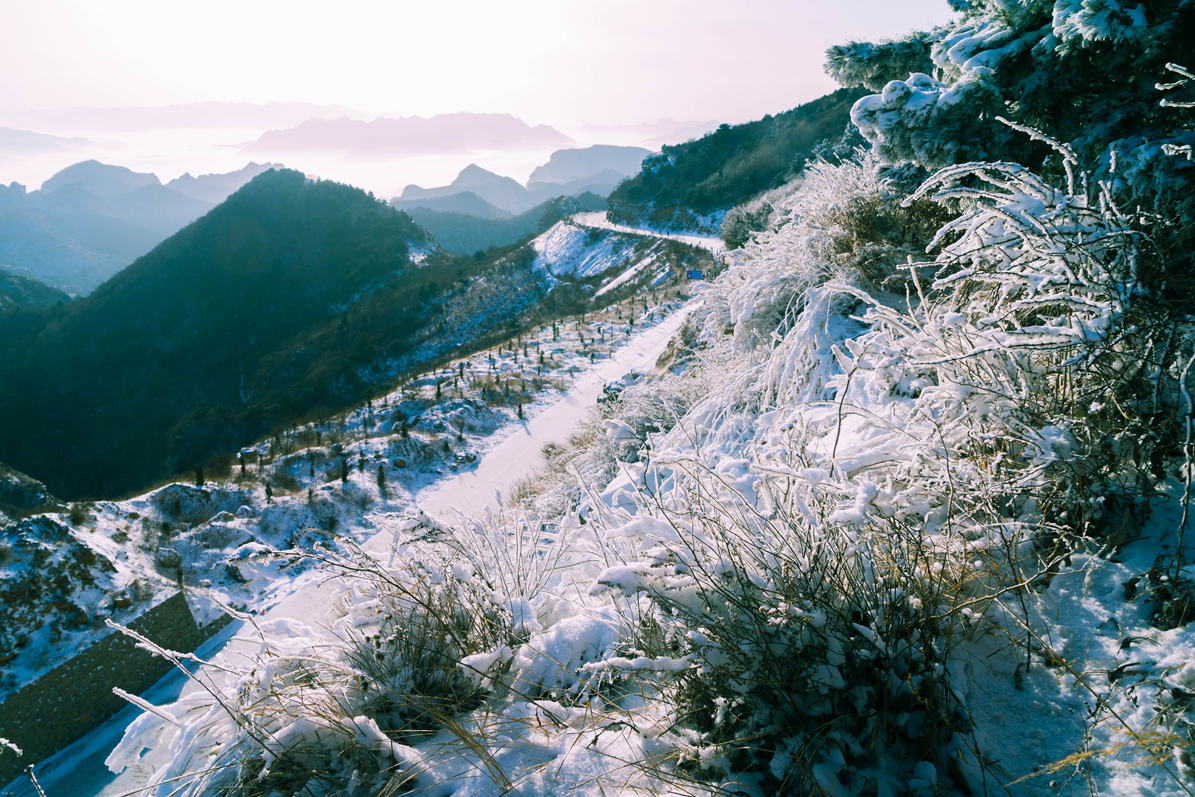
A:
605 86 865 233
0 161 279 294
0 170 712 501
0 270 69 313
0 169 445 498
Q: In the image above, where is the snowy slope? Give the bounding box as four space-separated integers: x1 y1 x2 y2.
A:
532 220 626 278
527 218 708 303
1 287 699 795
529 218 668 282
66 148 1195 797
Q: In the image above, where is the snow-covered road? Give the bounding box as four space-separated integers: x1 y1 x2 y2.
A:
414 304 692 523
571 211 727 256
9 302 694 797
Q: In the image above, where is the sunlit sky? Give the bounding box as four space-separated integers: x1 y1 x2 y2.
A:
3 0 951 126
0 1 955 194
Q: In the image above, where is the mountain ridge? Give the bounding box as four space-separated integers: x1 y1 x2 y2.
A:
246 112 573 157
607 86 865 233
0 160 279 294
0 169 435 497
392 144 652 220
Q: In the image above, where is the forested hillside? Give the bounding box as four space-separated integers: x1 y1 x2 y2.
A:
0 170 438 498
605 86 864 233
0 171 711 501
0 270 69 313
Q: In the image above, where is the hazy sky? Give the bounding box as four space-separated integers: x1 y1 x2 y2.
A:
4 0 952 127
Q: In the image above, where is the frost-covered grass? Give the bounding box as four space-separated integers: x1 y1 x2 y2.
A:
101 141 1195 796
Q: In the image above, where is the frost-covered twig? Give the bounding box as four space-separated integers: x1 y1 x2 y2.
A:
1158 63 1195 107
23 766 47 797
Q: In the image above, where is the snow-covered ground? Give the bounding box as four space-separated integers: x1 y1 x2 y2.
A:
10 105 1190 795
415 305 692 523
531 221 629 279
529 218 682 301
49 151 1195 797
1 292 698 797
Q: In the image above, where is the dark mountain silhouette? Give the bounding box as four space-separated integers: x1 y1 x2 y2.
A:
247 113 573 157
396 164 539 214
395 145 649 219
0 161 277 294
391 146 655 255
40 160 159 199
0 180 129 294
529 169 633 200
106 183 213 235
165 162 284 204
391 191 511 220
0 169 441 498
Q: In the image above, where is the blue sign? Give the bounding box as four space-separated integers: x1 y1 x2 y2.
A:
686 269 704 280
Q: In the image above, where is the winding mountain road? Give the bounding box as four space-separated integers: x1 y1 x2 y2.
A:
571 210 727 255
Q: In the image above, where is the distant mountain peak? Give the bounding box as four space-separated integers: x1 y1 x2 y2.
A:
2 161 296 294
165 162 284 204
453 164 521 189
41 159 161 198
456 163 497 179
395 143 651 218
527 145 651 188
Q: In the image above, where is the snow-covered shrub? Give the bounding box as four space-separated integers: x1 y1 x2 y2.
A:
148 482 253 525
107 542 510 796
699 153 949 351
720 200 773 250
850 71 1007 168
890 136 1185 544
818 188 949 291
591 468 974 794
572 116 1193 791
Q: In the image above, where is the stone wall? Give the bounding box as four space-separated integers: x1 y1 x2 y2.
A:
0 591 228 784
